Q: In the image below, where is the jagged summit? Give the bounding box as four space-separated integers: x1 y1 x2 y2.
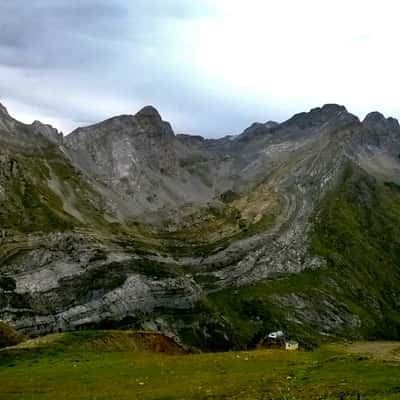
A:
134 105 162 121
292 103 348 121
264 121 279 129
133 105 174 138
364 111 386 123
363 111 400 130
286 103 359 129
31 120 63 144
67 105 169 140
0 102 9 117
313 103 348 114
236 121 277 142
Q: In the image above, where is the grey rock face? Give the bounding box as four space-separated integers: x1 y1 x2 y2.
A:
64 107 221 220
358 111 400 154
0 103 57 147
0 102 9 117
31 120 63 145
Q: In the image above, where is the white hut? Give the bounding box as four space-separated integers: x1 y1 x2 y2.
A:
285 340 299 351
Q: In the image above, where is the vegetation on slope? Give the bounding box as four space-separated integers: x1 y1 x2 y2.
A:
126 183 284 257
309 165 400 339
153 164 400 350
0 143 110 233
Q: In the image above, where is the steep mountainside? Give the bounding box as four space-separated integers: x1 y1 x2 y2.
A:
1 101 400 350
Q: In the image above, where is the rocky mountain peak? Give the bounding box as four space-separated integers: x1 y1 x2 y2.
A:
264 121 279 129
363 112 400 130
237 120 280 143
319 103 348 114
308 104 354 121
363 111 386 124
66 106 172 147
134 105 163 121
287 103 360 130
0 102 9 117
31 120 63 145
387 117 400 128
132 105 174 140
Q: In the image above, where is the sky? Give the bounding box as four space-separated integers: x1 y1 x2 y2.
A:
1 0 400 137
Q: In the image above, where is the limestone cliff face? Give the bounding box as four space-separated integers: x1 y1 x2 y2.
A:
1 101 400 349
31 121 63 145
64 106 218 219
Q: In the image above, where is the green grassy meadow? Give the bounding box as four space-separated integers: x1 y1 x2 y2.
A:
0 331 399 399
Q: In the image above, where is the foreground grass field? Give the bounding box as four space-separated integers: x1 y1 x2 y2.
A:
0 331 399 400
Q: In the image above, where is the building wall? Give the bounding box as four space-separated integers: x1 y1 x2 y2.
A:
285 342 299 351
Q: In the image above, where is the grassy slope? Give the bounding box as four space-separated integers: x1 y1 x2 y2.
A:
155 164 400 350
127 183 283 258
0 332 399 399
309 166 400 338
0 142 110 234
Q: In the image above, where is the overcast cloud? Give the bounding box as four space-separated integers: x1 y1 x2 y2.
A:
1 0 400 137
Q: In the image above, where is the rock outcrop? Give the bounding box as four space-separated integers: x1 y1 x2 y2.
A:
0 320 24 348
31 120 63 145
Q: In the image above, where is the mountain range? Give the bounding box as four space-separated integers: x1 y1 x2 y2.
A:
1 101 400 350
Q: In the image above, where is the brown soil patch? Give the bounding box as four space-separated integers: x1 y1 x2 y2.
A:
335 341 400 361
85 331 186 355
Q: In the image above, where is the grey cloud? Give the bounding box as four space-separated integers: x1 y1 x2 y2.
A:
0 0 277 137
0 0 129 68
0 0 209 70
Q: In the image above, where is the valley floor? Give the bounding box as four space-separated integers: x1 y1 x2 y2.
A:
0 332 399 400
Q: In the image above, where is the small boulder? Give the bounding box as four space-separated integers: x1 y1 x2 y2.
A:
0 320 24 348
